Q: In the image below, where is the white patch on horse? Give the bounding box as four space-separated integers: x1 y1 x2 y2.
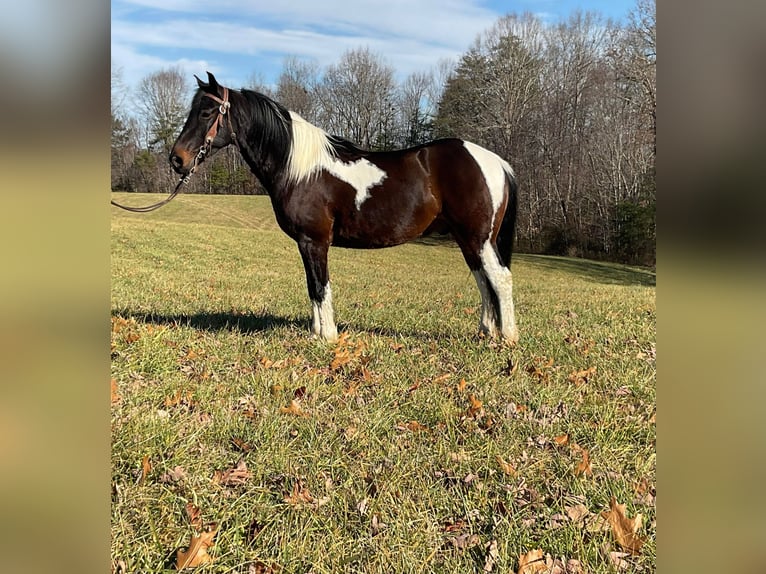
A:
287 112 387 209
326 158 387 209
462 141 514 230
311 282 338 342
479 241 518 342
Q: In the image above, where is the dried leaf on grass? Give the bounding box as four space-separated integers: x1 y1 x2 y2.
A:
185 502 203 530
284 480 329 508
496 455 517 476
553 433 569 446
110 378 120 404
160 465 187 484
516 549 546 574
565 503 591 524
568 366 597 386
602 496 646 554
176 524 218 569
136 455 151 485
608 551 632 570
396 420 429 433
330 333 367 371
483 539 499 572
279 399 308 417
248 561 281 574
574 448 593 477
213 457 252 486
445 532 481 551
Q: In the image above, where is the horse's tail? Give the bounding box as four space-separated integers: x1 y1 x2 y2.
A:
496 164 518 268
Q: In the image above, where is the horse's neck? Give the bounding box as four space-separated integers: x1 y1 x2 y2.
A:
235 136 285 194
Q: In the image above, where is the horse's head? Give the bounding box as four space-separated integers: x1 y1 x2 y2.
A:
170 72 236 176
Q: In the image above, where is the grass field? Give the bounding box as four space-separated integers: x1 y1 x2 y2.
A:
111 193 655 573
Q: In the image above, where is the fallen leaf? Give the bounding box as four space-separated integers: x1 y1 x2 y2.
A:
574 449 593 477
457 378 468 393
279 399 308 417
370 513 387 536
163 390 197 409
553 433 569 446
213 457 252 486
137 455 151 485
406 380 421 393
396 420 429 432
443 519 468 533
483 539 499 572
446 532 481 551
248 561 281 574
185 503 203 530
568 366 596 386
608 551 632 570
516 549 546 574
283 480 329 507
496 455 517 476
467 394 484 418
450 451 469 463
432 373 451 385
565 503 591 524
231 437 252 452
110 379 120 405
160 465 187 484
176 524 218 569
602 497 646 554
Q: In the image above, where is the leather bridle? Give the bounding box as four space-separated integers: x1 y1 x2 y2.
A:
111 88 237 213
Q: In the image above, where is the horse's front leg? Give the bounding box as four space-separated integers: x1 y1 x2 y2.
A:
297 238 338 342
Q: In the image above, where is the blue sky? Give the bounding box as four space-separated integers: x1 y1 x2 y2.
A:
112 0 636 99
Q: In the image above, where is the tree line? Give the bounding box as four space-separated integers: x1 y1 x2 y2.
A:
112 1 655 265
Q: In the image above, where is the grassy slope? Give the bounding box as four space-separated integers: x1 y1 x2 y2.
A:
111 193 656 573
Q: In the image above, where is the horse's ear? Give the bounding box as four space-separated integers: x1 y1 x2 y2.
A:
206 71 220 91
194 74 207 89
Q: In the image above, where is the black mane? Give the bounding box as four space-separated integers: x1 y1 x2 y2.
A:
234 89 294 185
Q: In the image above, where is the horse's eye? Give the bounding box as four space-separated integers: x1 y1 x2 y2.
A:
200 109 214 120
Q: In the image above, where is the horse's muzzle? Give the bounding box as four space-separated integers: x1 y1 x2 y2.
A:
169 149 192 175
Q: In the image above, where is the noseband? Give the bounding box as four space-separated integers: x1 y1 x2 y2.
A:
110 88 237 213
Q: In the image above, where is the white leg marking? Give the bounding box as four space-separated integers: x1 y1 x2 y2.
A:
472 270 498 336
313 283 338 342
479 242 518 342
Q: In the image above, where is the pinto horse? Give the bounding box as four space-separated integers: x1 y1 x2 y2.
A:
170 72 519 343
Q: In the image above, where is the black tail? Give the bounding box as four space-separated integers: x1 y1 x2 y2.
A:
496 169 518 268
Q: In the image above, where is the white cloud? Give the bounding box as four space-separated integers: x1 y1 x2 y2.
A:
111 0 499 91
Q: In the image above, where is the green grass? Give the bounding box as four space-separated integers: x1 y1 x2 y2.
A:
111 193 655 573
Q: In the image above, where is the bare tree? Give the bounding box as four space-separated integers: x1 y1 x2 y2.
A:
135 66 190 154
276 56 320 122
397 71 436 146
317 47 397 149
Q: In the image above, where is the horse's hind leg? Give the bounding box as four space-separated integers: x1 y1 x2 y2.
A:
297 238 338 342
478 241 518 343
471 269 499 337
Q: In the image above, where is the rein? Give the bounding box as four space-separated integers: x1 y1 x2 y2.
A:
111 88 236 213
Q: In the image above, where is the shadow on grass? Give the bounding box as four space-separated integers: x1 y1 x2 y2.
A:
516 254 656 287
117 309 302 333
115 309 473 342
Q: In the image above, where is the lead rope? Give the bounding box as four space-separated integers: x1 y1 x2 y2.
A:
109 154 200 213
111 88 234 213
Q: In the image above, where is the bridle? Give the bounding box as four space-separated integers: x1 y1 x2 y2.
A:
110 88 237 213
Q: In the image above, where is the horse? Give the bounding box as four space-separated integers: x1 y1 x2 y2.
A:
170 72 519 344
